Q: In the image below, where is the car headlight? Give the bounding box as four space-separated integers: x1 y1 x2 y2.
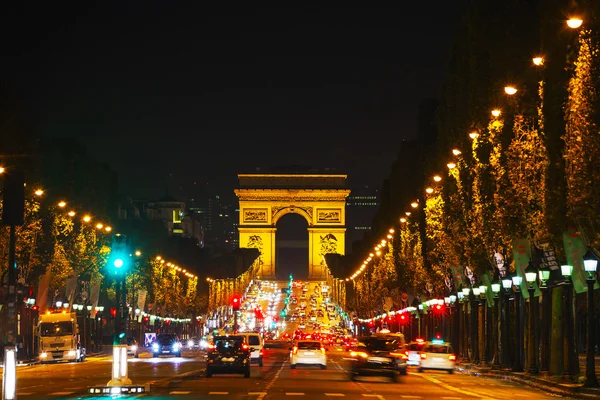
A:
173 343 180 351
131 345 137 352
187 340 194 347
152 343 159 351
200 340 208 348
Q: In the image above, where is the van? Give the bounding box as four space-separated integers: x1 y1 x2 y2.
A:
238 332 264 366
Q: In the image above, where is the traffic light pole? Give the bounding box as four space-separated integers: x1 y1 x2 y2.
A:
113 277 121 346
6 225 17 348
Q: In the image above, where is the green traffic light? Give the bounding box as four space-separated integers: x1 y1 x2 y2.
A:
113 258 124 268
119 332 125 339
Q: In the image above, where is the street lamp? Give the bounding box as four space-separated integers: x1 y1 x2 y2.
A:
491 276 502 369
525 261 539 375
511 274 524 372
583 250 599 388
567 18 583 29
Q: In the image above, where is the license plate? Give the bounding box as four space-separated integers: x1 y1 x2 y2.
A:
222 357 235 362
368 356 392 363
162 351 170 353
304 351 314 355
433 357 443 362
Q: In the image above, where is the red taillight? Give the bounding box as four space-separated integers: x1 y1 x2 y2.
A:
449 354 457 362
207 344 215 351
242 344 249 350
420 353 427 360
320 347 326 355
293 346 298 355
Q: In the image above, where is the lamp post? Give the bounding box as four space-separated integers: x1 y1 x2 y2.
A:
457 292 465 359
512 274 524 372
561 263 579 378
479 284 490 365
538 267 551 372
583 251 599 388
472 287 481 364
491 278 501 369
462 286 471 361
525 261 539 375
501 273 513 368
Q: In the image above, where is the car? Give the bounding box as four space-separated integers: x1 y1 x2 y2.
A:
206 335 253 378
152 333 182 357
418 340 456 373
237 332 264 366
290 340 327 369
126 337 140 358
405 339 426 366
349 336 406 382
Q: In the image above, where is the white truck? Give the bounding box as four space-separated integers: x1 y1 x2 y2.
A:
38 311 86 363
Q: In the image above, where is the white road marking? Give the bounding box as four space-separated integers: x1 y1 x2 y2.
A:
401 397 422 399
16 393 34 396
208 392 229 395
362 395 385 400
266 360 287 390
286 394 305 396
169 391 191 395
250 392 268 400
325 394 345 397
412 372 498 399
441 397 462 399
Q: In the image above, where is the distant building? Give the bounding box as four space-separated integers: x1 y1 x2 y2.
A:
345 186 380 254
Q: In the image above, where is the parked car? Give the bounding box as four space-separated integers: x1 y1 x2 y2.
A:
152 333 182 358
206 335 253 378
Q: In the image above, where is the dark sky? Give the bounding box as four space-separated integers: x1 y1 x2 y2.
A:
1 3 465 200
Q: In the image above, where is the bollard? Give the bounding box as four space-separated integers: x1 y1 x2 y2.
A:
2 347 17 400
107 345 131 386
119 346 132 385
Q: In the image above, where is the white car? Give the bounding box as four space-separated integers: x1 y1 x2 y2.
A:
418 340 456 373
290 340 326 369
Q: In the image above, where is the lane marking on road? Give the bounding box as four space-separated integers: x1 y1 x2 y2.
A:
401 396 422 399
441 397 462 399
362 395 385 400
265 360 286 390
325 394 345 397
411 372 498 399
16 393 34 396
285 393 305 396
208 392 228 395
50 392 74 396
169 391 191 395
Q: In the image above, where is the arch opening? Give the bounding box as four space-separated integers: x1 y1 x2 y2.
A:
275 212 309 280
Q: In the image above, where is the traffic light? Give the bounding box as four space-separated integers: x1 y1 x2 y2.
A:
231 294 241 311
109 234 129 275
398 313 408 324
433 304 445 314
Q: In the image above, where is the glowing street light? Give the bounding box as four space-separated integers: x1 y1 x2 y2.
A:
433 175 442 182
447 162 456 169
105 226 112 232
452 149 462 156
0 167 4 174
34 189 44 196
469 131 479 139
400 218 407 223
82 215 91 223
532 57 544 66
135 250 142 257
567 18 583 29
410 202 418 208
504 86 518 95
58 201 67 208
491 109 501 117
68 211 76 217
425 187 434 194
95 223 103 229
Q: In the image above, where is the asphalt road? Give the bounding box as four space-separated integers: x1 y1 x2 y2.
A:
4 348 566 399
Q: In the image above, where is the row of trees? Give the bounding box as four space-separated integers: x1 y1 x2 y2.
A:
354 0 600 312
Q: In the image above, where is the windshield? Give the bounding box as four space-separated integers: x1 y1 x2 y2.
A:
157 335 177 344
357 338 393 351
298 341 321 350
247 336 261 345
40 322 74 336
215 339 243 351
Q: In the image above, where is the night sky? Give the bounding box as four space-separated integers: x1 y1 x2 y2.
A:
1 3 465 200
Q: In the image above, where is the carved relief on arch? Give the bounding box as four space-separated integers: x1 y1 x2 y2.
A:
271 205 313 226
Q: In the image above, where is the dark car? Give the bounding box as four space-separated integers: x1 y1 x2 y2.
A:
206 335 252 378
349 336 407 382
152 333 182 357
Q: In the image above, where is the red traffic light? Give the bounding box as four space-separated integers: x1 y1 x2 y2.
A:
110 308 117 317
231 294 241 310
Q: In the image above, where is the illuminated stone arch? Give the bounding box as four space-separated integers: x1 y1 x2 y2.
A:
234 173 350 279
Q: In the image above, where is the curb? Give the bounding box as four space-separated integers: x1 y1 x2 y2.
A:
456 366 600 399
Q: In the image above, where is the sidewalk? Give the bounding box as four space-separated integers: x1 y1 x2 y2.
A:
457 355 600 399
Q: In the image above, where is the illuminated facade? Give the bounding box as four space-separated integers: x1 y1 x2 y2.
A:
235 173 350 279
